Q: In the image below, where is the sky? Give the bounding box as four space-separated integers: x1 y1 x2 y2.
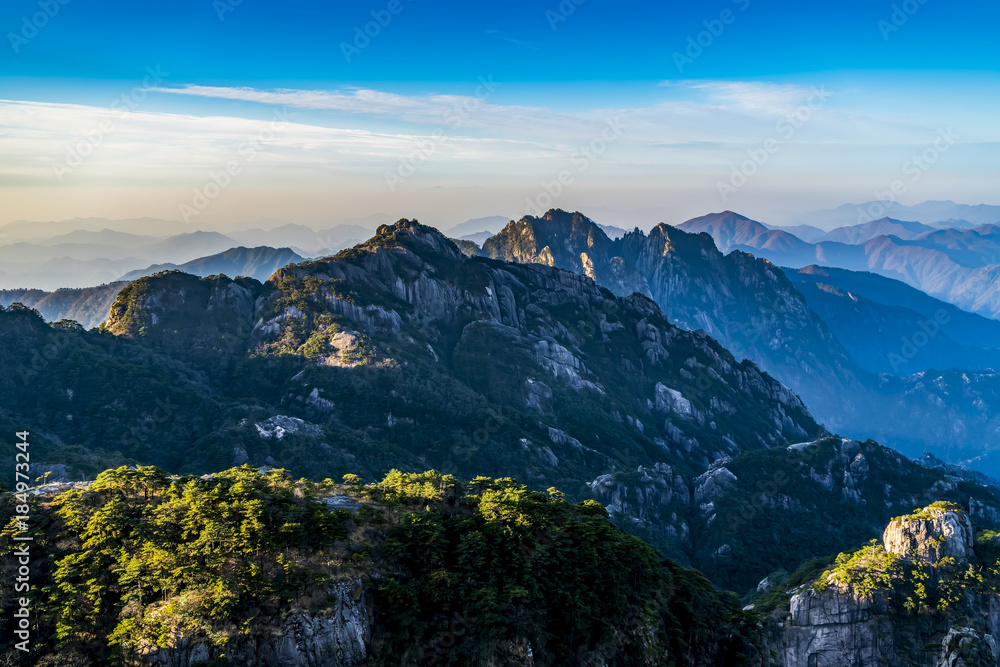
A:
0 0 998 230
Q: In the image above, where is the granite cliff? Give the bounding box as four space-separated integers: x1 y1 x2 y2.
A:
763 503 1000 666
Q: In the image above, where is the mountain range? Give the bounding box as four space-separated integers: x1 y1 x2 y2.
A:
117 245 305 283
789 200 1000 230
8 218 1000 665
682 210 1000 320
10 208 1000 472
480 209 1000 472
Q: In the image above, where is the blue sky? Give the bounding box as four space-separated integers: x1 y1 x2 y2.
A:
1 0 998 228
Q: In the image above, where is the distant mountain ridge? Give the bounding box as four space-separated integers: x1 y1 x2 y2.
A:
683 211 1000 321
791 200 1000 230
119 245 305 283
482 209 1000 473
6 223 1000 607
0 282 127 329
818 217 937 244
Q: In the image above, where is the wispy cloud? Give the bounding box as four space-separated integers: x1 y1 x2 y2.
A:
0 99 556 184
1 79 991 226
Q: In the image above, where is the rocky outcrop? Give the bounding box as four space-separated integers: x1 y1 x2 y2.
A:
142 580 370 666
257 219 819 473
780 587 894 666
102 271 261 376
883 505 975 565
588 463 691 543
771 504 1000 666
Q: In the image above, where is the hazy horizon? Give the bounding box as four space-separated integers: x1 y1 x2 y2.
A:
2 2 998 229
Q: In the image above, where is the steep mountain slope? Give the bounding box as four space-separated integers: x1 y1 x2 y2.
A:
252 220 816 479
485 210 865 431
0 282 127 329
675 437 1000 592
787 275 1000 375
677 211 816 261
119 246 304 283
786 265 1000 373
773 223 826 243
0 221 820 563
0 302 222 475
9 221 1000 666
676 211 869 271
481 209 1000 474
861 235 1000 319
908 224 1000 266
785 264 1000 350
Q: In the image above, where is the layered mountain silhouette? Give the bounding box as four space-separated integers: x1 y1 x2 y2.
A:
0 282 126 329
683 211 1000 320
786 265 1000 375
9 217 1000 658
792 200 1000 230
119 245 304 283
482 209 1000 471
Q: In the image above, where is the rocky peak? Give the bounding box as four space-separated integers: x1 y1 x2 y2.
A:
882 502 975 565
370 218 464 263
483 209 611 273
674 210 771 252
102 271 262 376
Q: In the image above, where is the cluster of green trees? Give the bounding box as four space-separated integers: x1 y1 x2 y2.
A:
0 467 758 666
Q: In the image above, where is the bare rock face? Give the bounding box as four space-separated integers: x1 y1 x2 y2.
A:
883 504 975 565
772 504 1000 666
142 580 370 666
781 586 895 666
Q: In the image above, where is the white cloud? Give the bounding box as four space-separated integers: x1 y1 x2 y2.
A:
1 79 995 226
0 99 556 184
